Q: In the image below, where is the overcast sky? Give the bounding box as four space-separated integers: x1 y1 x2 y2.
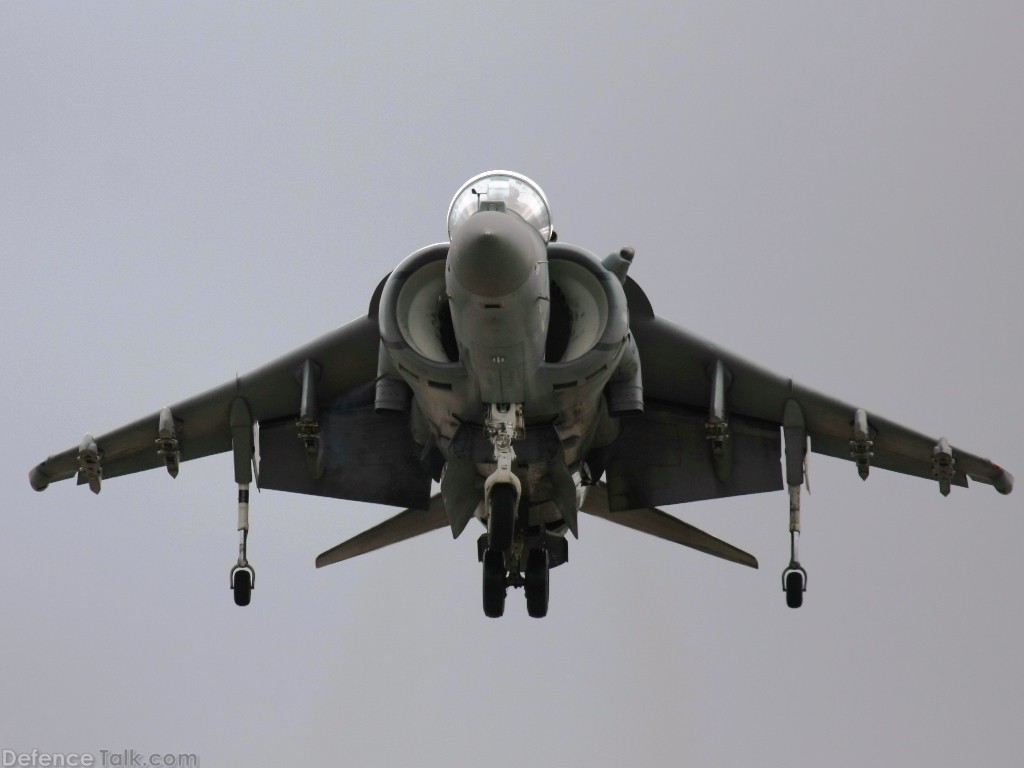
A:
2 3 1022 766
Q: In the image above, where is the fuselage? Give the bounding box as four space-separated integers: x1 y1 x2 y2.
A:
374 173 642 543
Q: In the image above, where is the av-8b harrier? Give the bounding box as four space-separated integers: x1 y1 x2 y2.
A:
29 171 1014 617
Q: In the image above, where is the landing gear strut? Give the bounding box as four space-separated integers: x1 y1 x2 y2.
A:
230 483 256 607
781 485 807 609
480 402 521 619
483 402 522 550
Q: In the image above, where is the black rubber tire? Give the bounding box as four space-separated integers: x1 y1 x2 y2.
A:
482 549 506 618
233 569 252 607
525 548 550 618
785 570 804 609
487 483 517 551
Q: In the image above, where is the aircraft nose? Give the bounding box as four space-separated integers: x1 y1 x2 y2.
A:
448 211 541 298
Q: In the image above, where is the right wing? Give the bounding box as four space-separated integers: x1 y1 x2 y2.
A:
30 309 432 510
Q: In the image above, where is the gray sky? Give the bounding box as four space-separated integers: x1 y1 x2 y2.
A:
2 2 1022 766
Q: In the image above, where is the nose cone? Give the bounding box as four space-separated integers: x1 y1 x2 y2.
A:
448 211 542 298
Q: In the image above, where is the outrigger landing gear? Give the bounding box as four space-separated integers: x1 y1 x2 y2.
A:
229 398 255 607
782 399 808 609
230 483 255 607
782 484 807 609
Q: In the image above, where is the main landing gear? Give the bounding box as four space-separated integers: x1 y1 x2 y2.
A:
478 402 556 618
480 539 552 619
482 479 553 618
479 488 563 618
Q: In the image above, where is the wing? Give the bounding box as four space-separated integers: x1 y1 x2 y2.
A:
602 279 1013 511
29 295 433 509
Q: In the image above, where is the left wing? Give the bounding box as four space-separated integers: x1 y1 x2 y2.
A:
603 279 1013 511
29 309 432 510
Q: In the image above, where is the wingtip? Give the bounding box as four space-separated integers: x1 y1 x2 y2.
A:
315 548 346 569
994 467 1014 495
29 464 50 492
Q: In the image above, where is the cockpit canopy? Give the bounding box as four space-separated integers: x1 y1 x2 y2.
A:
447 171 553 243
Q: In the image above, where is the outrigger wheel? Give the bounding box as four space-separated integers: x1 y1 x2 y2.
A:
782 565 806 609
231 565 254 607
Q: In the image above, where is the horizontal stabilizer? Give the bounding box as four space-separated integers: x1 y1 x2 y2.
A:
315 494 448 568
581 484 758 569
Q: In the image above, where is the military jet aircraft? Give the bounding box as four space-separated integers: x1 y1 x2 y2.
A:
29 171 1014 617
